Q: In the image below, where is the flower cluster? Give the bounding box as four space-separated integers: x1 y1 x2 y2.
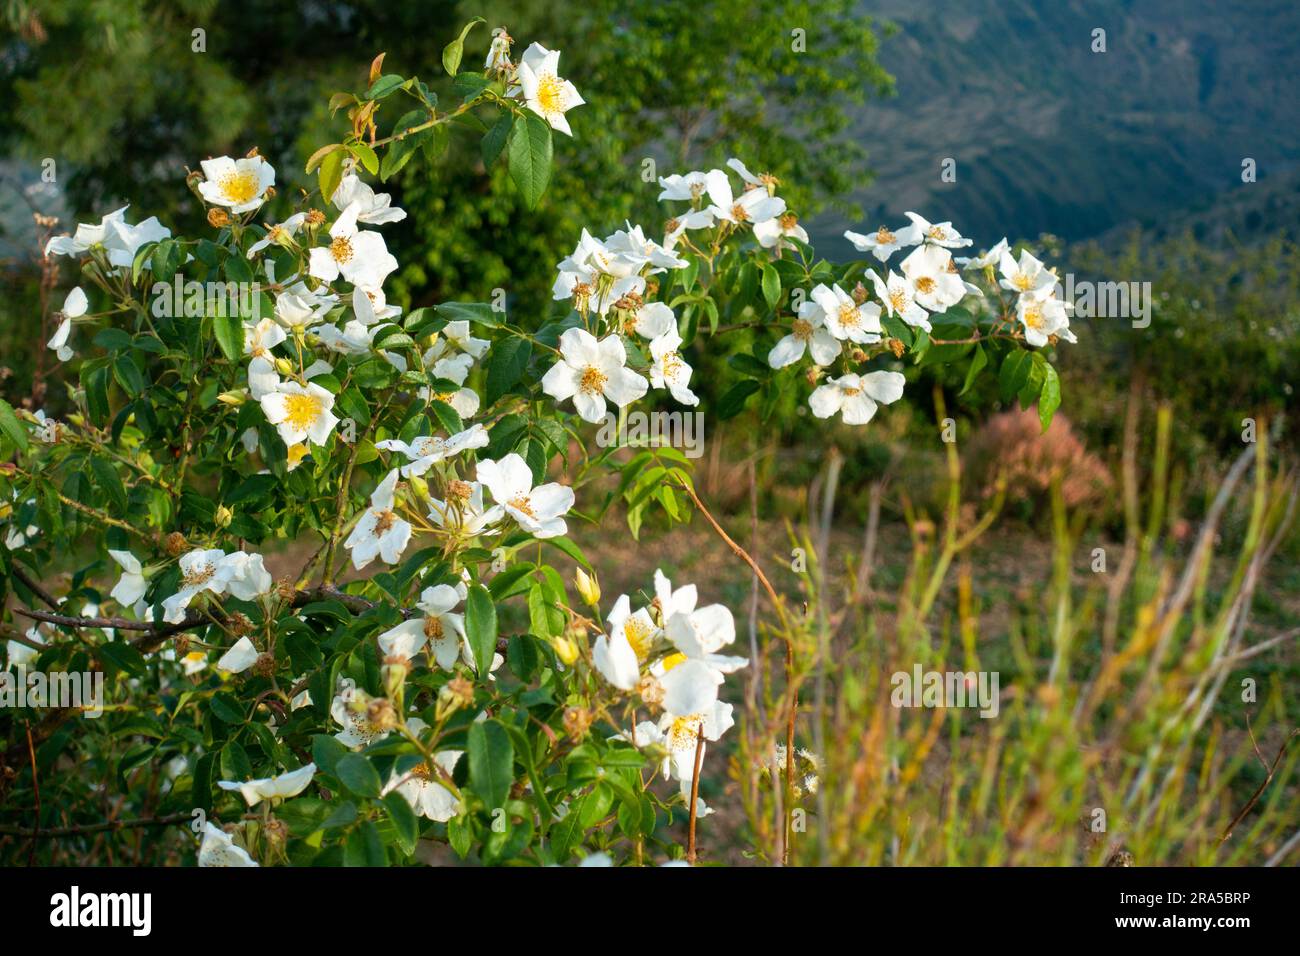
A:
9 30 1086 868
543 223 699 421
487 32 585 136
43 206 171 364
589 569 746 816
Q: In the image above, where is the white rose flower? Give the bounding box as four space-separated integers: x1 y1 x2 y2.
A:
198 155 275 213
260 380 339 447
515 43 585 135
808 371 906 426
768 299 841 369
344 469 412 569
476 453 574 539
541 328 648 423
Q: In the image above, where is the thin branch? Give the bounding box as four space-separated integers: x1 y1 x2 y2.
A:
11 566 59 610
0 811 191 839
25 721 40 866
686 720 706 865
1219 724 1300 845
675 476 798 863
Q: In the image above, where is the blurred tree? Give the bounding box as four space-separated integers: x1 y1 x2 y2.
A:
0 0 893 332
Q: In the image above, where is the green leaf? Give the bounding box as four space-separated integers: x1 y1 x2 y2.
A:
1018 352 1047 409
1038 362 1062 432
318 149 345 205
365 74 406 101
213 312 243 362
97 641 146 678
447 814 473 859
464 584 498 677
467 719 513 811
485 336 531 405
0 399 27 452
344 820 386 866
150 240 182 283
507 112 553 210
220 740 253 781
761 263 781 309
549 792 588 859
311 735 349 777
112 355 146 396
82 366 109 426
350 142 380 177
959 343 987 397
336 753 382 799
434 301 499 328
89 458 128 514
482 113 513 166
209 693 246 725
379 136 420 182
442 17 485 76
998 349 1033 402
717 379 761 419
382 790 419 855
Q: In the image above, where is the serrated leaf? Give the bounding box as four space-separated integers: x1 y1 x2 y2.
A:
382 790 419 854
464 584 497 677
365 74 406 101
89 457 128 514
761 263 781 309
507 112 552 209
485 336 531 405
434 301 499 328
305 143 343 174
717 379 760 419
482 113 513 166
0 399 27 452
336 753 382 798
467 719 513 811
213 312 243 362
998 349 1033 402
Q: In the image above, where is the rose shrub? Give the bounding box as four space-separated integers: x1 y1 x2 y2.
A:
1 20 1077 865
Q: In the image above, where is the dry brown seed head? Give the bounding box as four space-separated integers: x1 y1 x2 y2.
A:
563 706 593 741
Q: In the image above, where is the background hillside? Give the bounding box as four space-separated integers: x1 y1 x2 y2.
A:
812 0 1300 256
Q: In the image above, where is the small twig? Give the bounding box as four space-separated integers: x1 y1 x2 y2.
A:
0 811 192 839
14 584 384 652
11 566 59 610
25 721 40 866
686 721 706 865
674 477 784 621
1220 722 1300 845
675 475 799 862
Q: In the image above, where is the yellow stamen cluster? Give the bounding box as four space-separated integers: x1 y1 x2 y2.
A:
282 392 322 431
507 495 536 518
624 617 654 660
330 235 354 264
218 170 261 206
579 365 608 394
536 73 565 115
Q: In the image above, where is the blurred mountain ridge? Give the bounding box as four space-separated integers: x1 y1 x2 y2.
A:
812 0 1300 256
